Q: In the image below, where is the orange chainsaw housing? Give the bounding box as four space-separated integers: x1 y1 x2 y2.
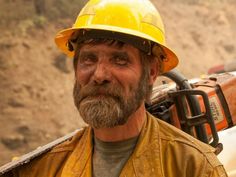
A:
167 72 236 136
193 73 236 135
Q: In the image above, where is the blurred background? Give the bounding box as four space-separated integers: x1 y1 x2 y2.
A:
0 0 235 176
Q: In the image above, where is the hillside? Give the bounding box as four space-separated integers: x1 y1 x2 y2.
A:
0 0 236 170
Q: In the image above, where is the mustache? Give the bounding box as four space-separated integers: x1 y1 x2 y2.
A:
74 82 124 103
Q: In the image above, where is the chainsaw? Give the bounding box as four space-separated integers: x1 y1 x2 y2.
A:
146 70 236 154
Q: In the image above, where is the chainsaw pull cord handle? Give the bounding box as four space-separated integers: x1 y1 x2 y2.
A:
162 70 209 143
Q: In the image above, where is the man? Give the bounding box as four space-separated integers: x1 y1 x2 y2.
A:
0 0 228 176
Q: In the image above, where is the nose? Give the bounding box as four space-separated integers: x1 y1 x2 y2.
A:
92 62 111 85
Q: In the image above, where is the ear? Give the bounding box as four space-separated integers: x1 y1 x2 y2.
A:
149 57 159 85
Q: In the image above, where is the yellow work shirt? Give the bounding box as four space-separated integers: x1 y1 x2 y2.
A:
7 112 227 177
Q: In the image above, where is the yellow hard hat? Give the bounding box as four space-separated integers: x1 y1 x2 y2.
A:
55 0 178 73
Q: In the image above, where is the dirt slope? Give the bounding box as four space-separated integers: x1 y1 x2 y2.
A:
0 0 235 169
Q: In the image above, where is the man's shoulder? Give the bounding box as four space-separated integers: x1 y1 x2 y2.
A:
148 112 215 152
147 113 227 175
0 127 88 176
48 127 87 153
148 113 222 164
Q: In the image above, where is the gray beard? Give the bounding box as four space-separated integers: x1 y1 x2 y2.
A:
73 72 149 129
77 93 127 128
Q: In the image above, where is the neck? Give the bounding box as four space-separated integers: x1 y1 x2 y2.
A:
93 103 146 142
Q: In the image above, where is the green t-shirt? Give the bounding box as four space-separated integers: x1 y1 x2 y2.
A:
92 136 139 177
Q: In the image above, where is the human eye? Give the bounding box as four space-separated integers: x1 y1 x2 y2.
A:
112 52 129 66
78 52 97 65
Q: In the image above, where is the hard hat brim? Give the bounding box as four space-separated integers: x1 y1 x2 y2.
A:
55 25 178 73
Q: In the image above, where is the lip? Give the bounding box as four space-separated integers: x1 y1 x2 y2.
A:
96 89 108 95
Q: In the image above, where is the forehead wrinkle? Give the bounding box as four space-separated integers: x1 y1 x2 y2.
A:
110 51 129 58
79 50 97 57
81 39 125 49
80 44 130 58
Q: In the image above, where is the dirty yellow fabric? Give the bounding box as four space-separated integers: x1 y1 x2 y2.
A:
9 112 227 177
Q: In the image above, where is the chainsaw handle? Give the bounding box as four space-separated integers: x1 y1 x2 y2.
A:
168 89 219 147
162 70 209 143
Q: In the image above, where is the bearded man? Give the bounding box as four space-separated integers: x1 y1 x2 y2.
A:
0 0 228 176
